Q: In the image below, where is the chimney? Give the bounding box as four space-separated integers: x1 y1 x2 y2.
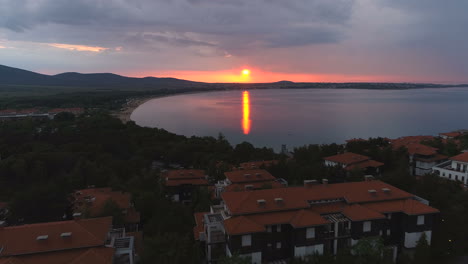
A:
274 198 284 205
60 232 72 238
364 175 374 181
257 199 266 207
368 189 377 196
72 212 82 220
322 179 329 186
36 235 49 240
382 188 391 194
304 180 318 188
245 185 254 191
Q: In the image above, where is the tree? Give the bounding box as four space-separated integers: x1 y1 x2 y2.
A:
413 233 432 264
218 254 251 264
96 199 125 226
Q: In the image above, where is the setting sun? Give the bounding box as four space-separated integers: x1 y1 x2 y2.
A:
242 69 250 76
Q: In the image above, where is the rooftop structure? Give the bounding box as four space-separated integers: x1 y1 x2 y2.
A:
195 180 439 263
433 152 468 186
323 152 384 174
163 169 210 203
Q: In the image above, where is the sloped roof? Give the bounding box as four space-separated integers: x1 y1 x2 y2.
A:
289 210 330 228
222 181 414 216
440 132 462 138
342 204 385 221
0 247 114 264
225 169 276 184
324 152 370 165
346 160 384 171
0 217 112 257
193 212 208 240
450 152 468 163
165 170 206 180
239 160 278 170
73 188 133 218
224 181 284 192
363 199 440 215
224 216 264 235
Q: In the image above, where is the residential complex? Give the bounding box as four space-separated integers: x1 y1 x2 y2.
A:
163 169 210 203
0 216 136 264
215 169 287 198
71 187 140 231
432 152 468 185
324 152 384 176
391 136 447 176
194 180 438 263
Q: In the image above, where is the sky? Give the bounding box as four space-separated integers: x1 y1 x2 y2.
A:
0 0 467 83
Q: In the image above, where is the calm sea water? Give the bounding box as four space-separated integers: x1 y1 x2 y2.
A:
131 88 468 151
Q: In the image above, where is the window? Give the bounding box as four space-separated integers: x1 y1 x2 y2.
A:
267 243 272 247
386 229 391 236
276 242 282 249
306 227 315 239
387 213 392 220
267 226 272 233
456 175 458 181
242 235 251 247
276 224 281 232
463 177 465 182
363 221 372 232
417 215 425 226
449 174 452 179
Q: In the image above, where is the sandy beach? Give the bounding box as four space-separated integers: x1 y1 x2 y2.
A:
111 97 154 123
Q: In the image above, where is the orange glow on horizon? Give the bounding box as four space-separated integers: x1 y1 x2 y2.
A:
242 91 251 135
128 68 428 83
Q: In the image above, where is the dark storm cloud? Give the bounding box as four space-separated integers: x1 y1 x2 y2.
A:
0 0 355 50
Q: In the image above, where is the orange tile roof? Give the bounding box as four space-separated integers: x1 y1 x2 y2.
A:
342 204 385 221
222 181 414 216
363 199 440 215
391 136 439 155
73 188 135 220
440 132 462 138
0 247 115 264
165 169 206 180
0 217 112 257
450 152 468 163
164 178 209 187
324 152 370 165
405 143 438 156
289 210 330 228
239 160 278 170
224 181 284 192
193 212 208 240
224 216 265 235
345 160 384 171
224 169 276 184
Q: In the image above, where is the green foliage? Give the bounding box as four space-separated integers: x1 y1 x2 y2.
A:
218 254 251 264
413 233 432 264
96 199 125 226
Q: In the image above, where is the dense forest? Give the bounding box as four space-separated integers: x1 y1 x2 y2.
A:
1 112 468 263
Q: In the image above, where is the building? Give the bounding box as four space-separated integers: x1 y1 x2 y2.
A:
432 152 468 185
439 131 463 140
239 160 278 170
391 136 447 176
163 169 210 203
0 217 136 264
214 169 287 199
323 152 384 176
71 187 140 231
194 180 439 263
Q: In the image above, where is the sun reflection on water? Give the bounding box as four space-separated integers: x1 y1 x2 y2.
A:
242 91 251 135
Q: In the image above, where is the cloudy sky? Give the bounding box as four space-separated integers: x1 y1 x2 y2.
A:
1 0 467 83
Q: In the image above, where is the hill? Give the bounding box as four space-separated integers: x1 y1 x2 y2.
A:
0 64 203 89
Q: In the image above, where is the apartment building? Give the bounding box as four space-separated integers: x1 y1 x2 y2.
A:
164 169 210 203
194 180 439 263
432 152 468 185
324 152 384 176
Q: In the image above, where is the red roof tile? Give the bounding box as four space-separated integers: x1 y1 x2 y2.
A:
450 152 468 163
224 169 276 184
289 210 330 228
164 179 209 187
440 132 462 138
0 247 114 264
224 181 284 192
0 217 112 257
324 152 370 165
239 160 278 170
222 181 414 216
342 204 385 221
363 199 440 215
193 212 208 240
345 160 384 171
165 170 206 180
224 216 265 235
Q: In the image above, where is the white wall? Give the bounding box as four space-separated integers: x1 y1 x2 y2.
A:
240 252 262 264
404 230 432 248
